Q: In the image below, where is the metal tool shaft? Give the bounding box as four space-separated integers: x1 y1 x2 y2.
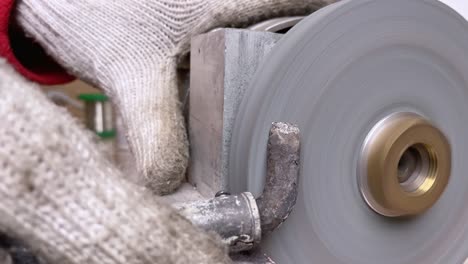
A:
256 122 300 235
178 122 300 251
176 192 261 252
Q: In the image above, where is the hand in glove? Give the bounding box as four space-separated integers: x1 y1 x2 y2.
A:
0 58 230 264
12 0 332 195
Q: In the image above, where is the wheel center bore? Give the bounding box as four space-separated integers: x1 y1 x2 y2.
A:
397 146 421 184
358 112 451 217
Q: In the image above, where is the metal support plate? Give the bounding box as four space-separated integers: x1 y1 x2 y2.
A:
189 29 281 196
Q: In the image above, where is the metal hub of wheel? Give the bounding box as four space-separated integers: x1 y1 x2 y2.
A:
359 112 451 217
228 0 468 263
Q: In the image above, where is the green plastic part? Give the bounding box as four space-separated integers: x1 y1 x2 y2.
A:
96 130 116 139
78 93 109 102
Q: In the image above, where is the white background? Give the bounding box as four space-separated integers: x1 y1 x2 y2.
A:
440 0 468 19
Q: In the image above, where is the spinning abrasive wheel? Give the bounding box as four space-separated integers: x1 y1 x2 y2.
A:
229 0 468 263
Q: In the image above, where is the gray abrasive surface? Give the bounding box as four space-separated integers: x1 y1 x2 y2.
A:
228 0 468 263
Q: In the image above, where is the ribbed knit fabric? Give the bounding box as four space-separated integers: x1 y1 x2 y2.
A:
0 58 230 264
0 0 75 85
15 0 334 194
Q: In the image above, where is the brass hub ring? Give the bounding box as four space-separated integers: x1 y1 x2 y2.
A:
358 112 451 217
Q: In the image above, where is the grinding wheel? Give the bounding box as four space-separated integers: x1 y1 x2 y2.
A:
228 0 468 263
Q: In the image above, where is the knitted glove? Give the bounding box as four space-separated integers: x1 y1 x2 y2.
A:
15 0 333 195
0 58 230 264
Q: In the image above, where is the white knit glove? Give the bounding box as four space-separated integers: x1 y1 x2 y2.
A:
16 0 332 195
0 59 230 264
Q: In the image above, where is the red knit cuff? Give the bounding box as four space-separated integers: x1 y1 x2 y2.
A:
0 0 74 85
